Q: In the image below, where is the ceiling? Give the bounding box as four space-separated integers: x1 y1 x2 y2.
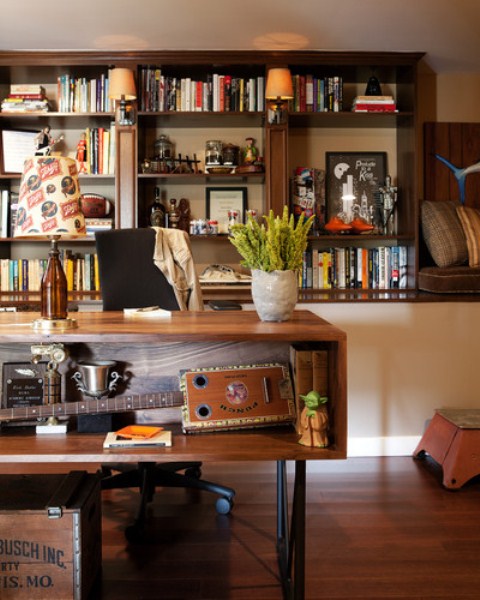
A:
1 0 479 74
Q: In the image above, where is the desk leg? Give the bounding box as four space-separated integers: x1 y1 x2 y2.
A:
277 460 306 600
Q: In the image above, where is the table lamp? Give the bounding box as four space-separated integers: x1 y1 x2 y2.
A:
14 156 86 331
109 67 137 125
265 67 294 124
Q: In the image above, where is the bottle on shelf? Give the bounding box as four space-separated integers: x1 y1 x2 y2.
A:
149 186 166 227
167 198 181 229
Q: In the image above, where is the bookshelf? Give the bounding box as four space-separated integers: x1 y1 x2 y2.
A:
0 50 423 306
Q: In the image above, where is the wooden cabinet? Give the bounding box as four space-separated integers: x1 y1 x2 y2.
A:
0 50 423 306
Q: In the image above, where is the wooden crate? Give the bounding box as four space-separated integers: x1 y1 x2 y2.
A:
0 471 101 600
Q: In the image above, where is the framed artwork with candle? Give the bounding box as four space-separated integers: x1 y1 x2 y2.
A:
325 152 387 226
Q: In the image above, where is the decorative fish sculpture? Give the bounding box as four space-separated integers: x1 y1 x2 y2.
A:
434 153 480 205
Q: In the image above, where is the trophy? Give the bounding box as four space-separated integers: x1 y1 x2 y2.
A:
72 360 122 399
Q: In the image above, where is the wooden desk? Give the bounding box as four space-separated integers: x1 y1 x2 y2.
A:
0 310 347 600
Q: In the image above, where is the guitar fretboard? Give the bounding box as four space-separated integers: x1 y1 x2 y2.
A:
0 391 184 423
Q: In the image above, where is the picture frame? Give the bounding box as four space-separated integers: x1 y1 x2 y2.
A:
325 152 387 225
206 187 247 234
1 130 37 173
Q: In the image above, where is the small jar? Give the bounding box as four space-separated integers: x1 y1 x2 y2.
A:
208 220 218 235
205 140 223 167
222 143 239 166
155 134 173 160
154 134 174 172
228 209 239 232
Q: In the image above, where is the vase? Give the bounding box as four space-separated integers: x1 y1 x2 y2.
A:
251 269 298 322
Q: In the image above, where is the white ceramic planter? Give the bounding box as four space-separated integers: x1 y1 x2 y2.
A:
251 269 298 322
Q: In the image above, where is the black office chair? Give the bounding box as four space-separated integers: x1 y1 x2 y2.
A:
95 227 235 540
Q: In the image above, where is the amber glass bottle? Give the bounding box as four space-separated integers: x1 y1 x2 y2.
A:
41 239 68 320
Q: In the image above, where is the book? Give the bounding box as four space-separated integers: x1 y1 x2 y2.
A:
103 429 172 448
290 344 314 430
312 348 329 397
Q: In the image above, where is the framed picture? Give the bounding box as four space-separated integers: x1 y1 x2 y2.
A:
1 130 37 173
325 152 387 225
206 187 247 234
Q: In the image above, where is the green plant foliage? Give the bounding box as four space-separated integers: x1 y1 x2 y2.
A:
229 206 314 272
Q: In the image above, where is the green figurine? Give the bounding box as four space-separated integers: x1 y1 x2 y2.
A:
298 390 329 447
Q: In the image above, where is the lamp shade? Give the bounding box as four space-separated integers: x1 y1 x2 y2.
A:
265 68 294 100
14 156 86 238
109 68 137 100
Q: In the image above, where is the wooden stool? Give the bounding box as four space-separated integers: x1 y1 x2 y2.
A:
413 409 480 489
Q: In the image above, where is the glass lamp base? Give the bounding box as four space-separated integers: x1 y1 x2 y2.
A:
32 317 78 332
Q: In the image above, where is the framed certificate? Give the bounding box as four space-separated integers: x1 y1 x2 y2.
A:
206 187 247 234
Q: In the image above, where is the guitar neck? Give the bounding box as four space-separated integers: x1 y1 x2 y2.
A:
0 391 184 423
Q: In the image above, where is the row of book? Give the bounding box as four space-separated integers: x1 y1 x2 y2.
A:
300 246 408 290
57 73 113 113
0 253 100 293
291 75 343 113
80 124 116 175
138 66 265 113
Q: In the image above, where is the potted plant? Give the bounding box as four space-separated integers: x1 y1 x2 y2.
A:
229 206 314 321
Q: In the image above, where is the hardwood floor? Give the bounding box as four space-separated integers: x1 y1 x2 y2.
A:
75 456 480 600
6 456 475 599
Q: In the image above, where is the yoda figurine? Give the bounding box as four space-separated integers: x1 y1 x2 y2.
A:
298 390 329 448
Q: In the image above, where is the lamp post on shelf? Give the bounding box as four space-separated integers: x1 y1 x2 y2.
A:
109 67 137 126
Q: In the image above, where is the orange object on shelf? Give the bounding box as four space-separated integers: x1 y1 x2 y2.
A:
324 216 352 233
114 425 163 439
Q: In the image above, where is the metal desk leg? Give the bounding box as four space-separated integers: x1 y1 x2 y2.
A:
277 460 306 600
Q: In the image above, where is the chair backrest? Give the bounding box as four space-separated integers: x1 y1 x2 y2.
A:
95 228 180 311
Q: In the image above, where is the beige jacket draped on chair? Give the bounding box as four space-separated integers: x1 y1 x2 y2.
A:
152 227 204 311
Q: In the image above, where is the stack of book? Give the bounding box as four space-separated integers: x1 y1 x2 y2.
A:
1 84 50 113
351 95 397 113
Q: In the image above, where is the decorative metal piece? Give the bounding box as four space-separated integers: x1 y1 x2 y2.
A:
72 360 122 399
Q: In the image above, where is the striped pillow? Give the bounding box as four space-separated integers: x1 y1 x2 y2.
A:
456 206 480 267
421 201 468 268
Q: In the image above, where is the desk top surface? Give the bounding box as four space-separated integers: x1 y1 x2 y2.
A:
0 309 347 344
0 425 345 463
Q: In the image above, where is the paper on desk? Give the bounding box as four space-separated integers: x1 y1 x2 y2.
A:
124 306 172 318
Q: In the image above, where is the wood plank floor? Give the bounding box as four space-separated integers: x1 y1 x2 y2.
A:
9 456 480 599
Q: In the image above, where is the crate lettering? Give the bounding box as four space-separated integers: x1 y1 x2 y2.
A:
26 574 54 588
0 539 66 568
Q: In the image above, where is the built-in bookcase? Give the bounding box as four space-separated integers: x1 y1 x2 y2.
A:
0 50 422 306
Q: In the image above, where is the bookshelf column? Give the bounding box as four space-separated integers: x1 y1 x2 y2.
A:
265 122 289 214
115 125 138 229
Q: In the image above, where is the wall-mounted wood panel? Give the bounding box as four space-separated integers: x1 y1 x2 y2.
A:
424 122 480 207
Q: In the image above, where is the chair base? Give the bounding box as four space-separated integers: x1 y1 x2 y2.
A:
101 461 235 541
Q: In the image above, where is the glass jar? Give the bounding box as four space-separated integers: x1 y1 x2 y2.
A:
154 134 174 172
205 140 223 167
222 143 239 166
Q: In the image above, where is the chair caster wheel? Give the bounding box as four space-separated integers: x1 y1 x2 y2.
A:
216 497 233 515
185 466 202 479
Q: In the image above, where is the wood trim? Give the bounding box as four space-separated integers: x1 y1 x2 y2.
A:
265 124 289 213
115 125 137 228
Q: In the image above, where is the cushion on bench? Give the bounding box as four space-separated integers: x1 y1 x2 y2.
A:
418 266 480 293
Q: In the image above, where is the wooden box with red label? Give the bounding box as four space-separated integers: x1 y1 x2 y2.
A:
180 363 295 433
0 471 101 600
